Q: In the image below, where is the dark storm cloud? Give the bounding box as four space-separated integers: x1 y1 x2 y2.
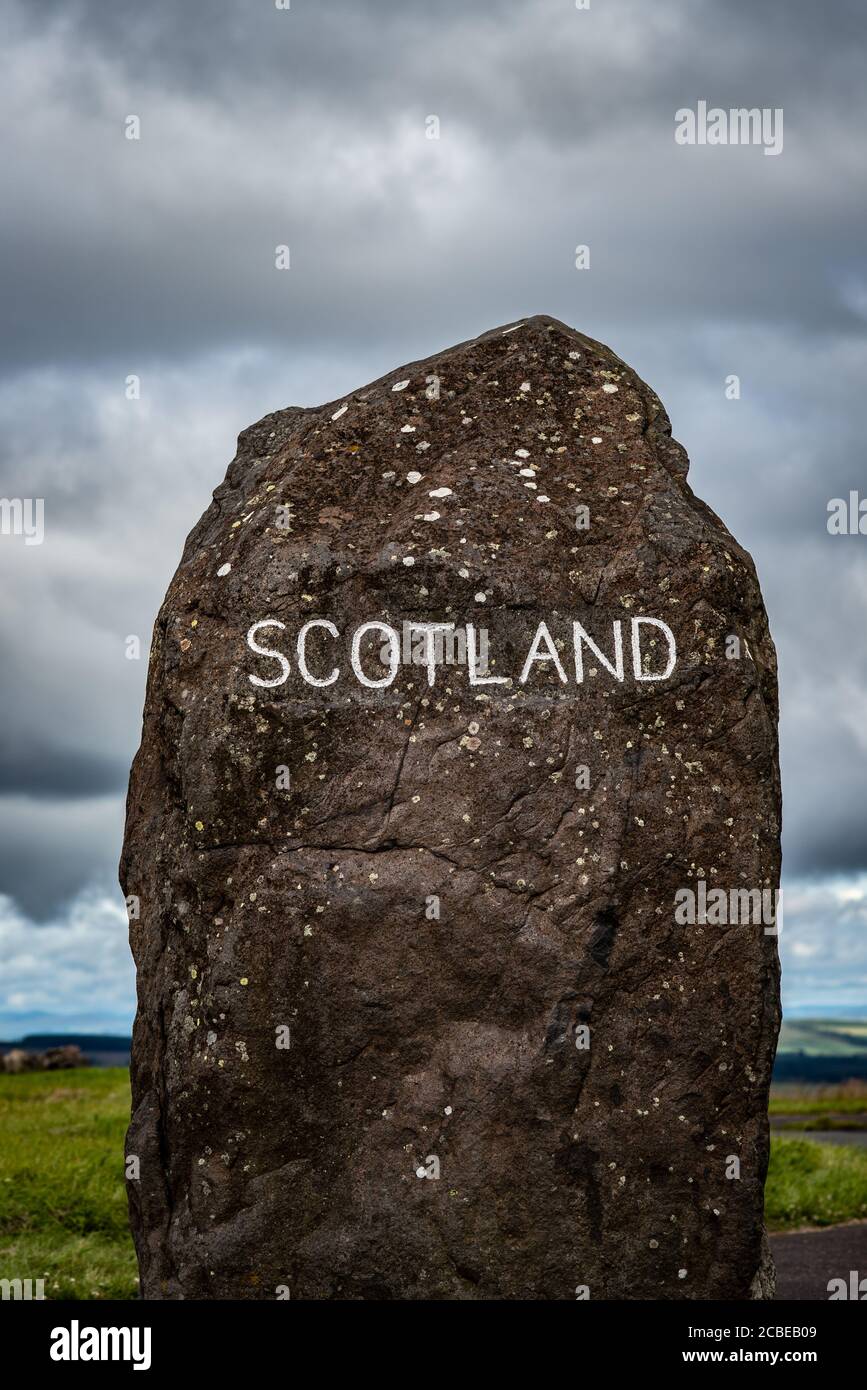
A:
2 0 866 373
0 796 122 920
0 744 125 799
0 0 865 1014
28 0 867 114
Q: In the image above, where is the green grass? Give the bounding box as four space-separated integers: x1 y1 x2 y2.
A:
769 1080 867 1116
0 1068 137 1300
765 1135 867 1232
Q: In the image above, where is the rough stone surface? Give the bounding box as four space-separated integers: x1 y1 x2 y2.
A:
122 316 781 1300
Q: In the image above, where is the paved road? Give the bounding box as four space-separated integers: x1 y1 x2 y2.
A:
771 1221 867 1300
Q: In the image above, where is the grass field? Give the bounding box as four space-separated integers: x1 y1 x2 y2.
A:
765 1137 867 1230
0 1068 137 1300
2 1068 866 1298
776 1019 867 1058
769 1079 867 1118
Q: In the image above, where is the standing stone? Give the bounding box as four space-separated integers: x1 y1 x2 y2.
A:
122 316 781 1300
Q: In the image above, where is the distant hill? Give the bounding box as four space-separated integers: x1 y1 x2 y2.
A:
2 1022 865 1081
0 1034 131 1067
774 1018 867 1084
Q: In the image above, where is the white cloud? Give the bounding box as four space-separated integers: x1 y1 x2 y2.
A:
0 885 134 1035
780 874 867 1012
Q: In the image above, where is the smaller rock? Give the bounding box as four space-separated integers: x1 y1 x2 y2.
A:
40 1045 87 1070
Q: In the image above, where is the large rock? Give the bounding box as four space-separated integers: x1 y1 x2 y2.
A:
121 316 781 1300
0 1044 85 1072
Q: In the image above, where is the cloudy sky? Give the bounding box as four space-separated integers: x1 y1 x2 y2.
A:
1 0 865 1034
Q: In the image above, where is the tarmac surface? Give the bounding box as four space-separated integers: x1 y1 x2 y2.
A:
771 1221 867 1300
